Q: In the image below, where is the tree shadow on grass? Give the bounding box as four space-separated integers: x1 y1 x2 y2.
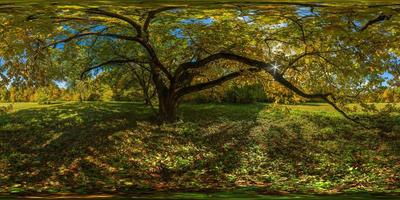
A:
0 102 152 192
259 111 400 191
1 102 398 194
140 121 261 187
0 102 269 193
179 102 268 123
132 103 269 188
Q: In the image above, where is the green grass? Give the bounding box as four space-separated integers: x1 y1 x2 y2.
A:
2 101 396 113
0 102 68 111
1 192 400 200
0 101 399 197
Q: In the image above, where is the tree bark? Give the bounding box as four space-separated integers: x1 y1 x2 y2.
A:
158 92 179 122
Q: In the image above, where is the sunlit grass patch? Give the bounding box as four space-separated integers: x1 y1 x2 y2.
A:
0 102 67 112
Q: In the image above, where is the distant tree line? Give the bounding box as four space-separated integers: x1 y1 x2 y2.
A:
1 80 399 104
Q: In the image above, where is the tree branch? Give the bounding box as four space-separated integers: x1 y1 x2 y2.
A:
51 16 107 23
176 68 261 97
141 7 180 82
360 13 392 31
322 97 362 124
282 15 307 45
52 8 174 84
46 29 172 81
80 58 148 79
175 51 363 124
46 32 139 48
176 52 252 74
85 8 142 36
143 7 179 35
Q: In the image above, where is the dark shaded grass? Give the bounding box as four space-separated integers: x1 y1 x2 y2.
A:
1 192 400 200
0 102 399 195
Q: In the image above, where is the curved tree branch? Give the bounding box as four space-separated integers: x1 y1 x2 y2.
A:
51 16 107 23
360 13 392 31
282 15 307 45
176 51 363 124
176 52 331 99
85 8 142 36
46 29 173 81
46 32 139 48
176 68 261 97
143 7 179 35
80 58 148 79
85 7 174 81
52 8 175 85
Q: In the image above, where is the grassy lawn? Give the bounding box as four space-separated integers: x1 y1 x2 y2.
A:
1 101 396 113
1 192 400 199
0 102 68 111
0 101 399 197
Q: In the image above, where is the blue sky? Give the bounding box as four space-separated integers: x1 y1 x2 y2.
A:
181 17 214 25
54 80 68 89
171 17 214 39
297 6 319 17
381 71 393 86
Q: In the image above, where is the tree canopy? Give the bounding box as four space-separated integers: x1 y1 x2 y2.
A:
1 1 399 121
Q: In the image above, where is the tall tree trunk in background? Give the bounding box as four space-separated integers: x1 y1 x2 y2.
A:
141 80 153 105
79 92 83 102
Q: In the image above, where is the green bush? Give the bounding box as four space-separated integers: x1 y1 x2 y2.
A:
38 97 52 105
0 104 13 114
86 93 101 101
224 84 270 103
36 88 52 104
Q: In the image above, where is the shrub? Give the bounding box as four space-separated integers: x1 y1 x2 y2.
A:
185 83 272 104
36 88 53 104
38 96 52 105
100 85 114 101
0 104 13 114
86 93 101 101
224 84 270 103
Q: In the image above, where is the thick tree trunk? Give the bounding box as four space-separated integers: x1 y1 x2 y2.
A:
158 92 179 122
